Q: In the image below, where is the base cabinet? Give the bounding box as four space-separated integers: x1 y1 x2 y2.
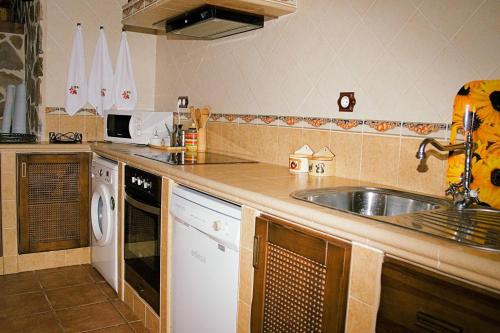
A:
376 257 500 333
251 215 351 333
17 153 90 254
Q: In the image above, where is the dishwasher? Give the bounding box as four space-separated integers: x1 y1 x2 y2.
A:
170 185 241 333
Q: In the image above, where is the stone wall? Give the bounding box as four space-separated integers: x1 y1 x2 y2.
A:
0 30 24 116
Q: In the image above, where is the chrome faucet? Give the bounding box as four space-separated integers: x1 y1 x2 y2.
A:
416 110 479 209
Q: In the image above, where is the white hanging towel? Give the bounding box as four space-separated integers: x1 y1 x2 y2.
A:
88 27 114 116
12 83 27 133
64 24 87 116
113 31 137 110
1 85 16 133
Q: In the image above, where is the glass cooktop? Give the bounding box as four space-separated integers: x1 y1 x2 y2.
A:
135 152 256 165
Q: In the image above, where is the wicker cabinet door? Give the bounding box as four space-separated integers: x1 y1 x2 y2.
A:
18 153 90 254
251 215 351 333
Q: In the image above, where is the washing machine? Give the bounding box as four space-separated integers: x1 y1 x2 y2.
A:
91 155 119 292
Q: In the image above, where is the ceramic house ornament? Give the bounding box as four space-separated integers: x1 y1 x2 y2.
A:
289 144 314 173
309 147 336 177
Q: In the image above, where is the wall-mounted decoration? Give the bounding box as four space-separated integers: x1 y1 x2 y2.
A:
337 92 355 112
448 80 499 208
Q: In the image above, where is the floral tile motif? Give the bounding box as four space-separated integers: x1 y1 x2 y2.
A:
364 120 401 135
209 113 223 122
331 119 363 132
257 115 279 125
239 114 258 124
303 117 331 130
278 116 303 127
223 114 238 122
401 122 448 138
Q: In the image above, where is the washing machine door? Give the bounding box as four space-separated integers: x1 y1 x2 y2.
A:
91 184 114 246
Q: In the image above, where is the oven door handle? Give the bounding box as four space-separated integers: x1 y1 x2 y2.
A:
125 194 161 216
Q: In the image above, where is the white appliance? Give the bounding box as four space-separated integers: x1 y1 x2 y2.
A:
104 110 173 145
170 185 242 333
91 155 119 292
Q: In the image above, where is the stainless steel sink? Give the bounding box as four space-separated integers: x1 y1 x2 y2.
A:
291 187 500 251
291 187 450 217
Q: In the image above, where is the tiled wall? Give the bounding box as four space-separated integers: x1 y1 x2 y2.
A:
155 0 500 124
0 151 90 275
207 122 448 196
40 0 156 140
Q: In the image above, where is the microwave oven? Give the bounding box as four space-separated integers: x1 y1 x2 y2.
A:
104 110 173 145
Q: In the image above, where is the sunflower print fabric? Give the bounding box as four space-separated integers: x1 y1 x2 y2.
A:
448 80 500 208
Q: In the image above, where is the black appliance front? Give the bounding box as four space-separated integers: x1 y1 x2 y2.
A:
106 114 132 138
124 166 162 314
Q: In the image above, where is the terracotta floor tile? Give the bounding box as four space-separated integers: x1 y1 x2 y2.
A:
56 301 125 333
0 311 63 333
86 266 106 282
46 283 107 310
129 321 151 333
38 267 93 289
111 299 140 323
0 278 41 296
0 292 51 319
91 323 135 332
97 281 119 300
0 271 37 282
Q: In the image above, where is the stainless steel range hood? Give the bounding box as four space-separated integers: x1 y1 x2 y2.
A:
165 5 264 40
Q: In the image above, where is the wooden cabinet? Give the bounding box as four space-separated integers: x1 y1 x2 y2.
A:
122 0 297 33
17 153 90 254
376 257 500 333
251 215 351 333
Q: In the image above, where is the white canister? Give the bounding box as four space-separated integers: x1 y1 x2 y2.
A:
309 157 336 177
289 154 310 173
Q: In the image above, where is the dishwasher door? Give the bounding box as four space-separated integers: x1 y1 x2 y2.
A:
171 186 241 333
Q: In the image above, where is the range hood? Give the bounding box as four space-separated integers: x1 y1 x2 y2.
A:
165 5 264 40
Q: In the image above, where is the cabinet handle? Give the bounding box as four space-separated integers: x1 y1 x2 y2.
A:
416 311 463 333
253 235 261 269
21 162 27 178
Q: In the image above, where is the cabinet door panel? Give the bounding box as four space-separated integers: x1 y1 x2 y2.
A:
251 215 351 333
18 153 90 254
376 257 500 333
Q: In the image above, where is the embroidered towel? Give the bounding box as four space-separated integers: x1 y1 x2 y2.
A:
1 84 16 133
12 83 27 133
113 31 137 110
88 27 114 116
65 24 87 116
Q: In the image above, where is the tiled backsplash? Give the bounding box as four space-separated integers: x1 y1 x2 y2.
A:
206 121 448 197
155 0 500 124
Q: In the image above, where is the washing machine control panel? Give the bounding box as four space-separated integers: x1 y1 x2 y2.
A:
92 165 114 185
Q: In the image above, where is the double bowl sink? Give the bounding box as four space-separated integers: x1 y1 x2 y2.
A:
291 187 500 251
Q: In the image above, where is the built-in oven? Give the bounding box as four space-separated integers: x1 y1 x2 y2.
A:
124 165 162 314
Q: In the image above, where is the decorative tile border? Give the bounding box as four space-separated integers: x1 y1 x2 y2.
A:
45 107 97 116
45 107 449 139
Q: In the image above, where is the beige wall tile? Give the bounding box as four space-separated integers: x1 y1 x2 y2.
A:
330 131 363 180
238 124 258 160
124 283 134 309
398 137 447 196
360 135 401 187
206 122 222 152
1 152 16 171
276 127 303 166
96 118 105 141
3 228 18 256
133 294 146 322
254 125 279 164
349 244 384 307
65 247 91 265
84 116 98 142
237 300 251 333
2 200 17 229
18 252 46 272
345 297 377 333
145 306 160 333
3 255 18 274
59 115 86 135
239 248 254 305
302 128 331 153
219 123 244 157
1 173 17 200
44 114 60 139
44 250 67 269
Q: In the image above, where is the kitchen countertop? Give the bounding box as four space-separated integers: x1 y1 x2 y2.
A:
0 142 92 151
93 142 500 292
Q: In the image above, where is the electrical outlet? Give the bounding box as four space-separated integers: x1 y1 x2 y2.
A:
338 92 355 112
177 96 189 108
